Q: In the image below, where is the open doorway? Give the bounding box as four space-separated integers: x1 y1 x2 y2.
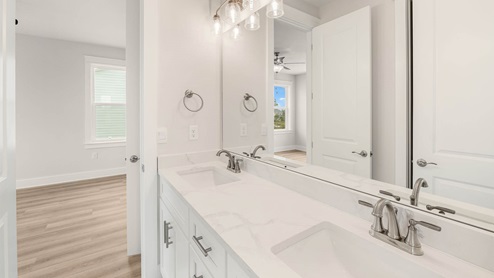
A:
15 0 140 276
273 20 308 164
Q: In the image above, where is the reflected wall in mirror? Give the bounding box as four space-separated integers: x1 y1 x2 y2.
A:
222 10 269 154
222 0 494 231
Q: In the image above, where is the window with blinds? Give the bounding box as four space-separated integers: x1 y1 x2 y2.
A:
93 67 126 141
85 56 126 147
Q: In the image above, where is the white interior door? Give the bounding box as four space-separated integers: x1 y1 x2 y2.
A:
311 7 372 178
413 0 494 208
0 0 17 276
125 0 141 256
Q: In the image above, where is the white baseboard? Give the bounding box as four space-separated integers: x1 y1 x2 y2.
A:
16 167 126 189
274 145 307 152
295 145 307 152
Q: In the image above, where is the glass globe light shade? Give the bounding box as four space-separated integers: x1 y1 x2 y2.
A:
266 0 284 18
244 12 260 31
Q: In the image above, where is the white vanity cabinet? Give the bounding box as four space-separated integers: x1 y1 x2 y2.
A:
227 255 251 278
159 177 254 278
159 199 189 278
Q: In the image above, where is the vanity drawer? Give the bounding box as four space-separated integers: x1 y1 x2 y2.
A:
190 213 226 278
190 245 214 278
160 177 189 235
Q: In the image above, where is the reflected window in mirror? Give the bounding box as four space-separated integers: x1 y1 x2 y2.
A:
274 84 290 131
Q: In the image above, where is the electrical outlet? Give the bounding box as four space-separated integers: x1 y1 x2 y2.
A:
240 123 248 137
189 125 199 140
261 123 267 136
157 127 168 143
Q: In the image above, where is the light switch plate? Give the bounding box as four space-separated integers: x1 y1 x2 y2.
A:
189 125 199 140
240 123 248 137
157 127 168 143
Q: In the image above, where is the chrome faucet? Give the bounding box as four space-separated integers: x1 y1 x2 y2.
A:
216 150 242 173
410 178 428 206
358 198 441 256
251 145 266 159
371 199 401 240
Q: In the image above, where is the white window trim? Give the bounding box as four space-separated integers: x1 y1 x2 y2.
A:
274 80 293 133
84 56 126 149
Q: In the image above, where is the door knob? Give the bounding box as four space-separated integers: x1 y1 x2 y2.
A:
416 158 437 167
352 150 368 157
129 155 140 163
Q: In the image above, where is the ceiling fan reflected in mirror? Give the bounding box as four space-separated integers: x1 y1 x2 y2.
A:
274 52 305 73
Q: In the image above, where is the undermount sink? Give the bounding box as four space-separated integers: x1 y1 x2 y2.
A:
177 166 240 188
272 222 437 278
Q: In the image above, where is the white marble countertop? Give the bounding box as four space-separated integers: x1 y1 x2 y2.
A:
159 161 494 278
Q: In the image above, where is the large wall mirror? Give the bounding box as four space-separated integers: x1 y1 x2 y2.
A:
221 0 494 232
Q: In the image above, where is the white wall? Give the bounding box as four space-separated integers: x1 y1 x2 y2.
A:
295 74 307 149
319 0 396 184
157 0 221 156
16 34 126 188
223 15 268 153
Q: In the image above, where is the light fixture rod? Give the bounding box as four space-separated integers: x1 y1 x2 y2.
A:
215 0 233 16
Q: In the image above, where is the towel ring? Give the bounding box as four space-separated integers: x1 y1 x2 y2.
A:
243 93 258 112
183 90 204 112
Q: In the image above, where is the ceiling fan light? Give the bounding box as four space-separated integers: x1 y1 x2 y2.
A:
267 0 284 18
225 0 241 24
244 12 260 31
213 15 222 35
274 64 284 73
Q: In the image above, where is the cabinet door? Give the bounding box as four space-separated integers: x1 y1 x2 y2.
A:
227 255 252 278
175 224 189 278
160 200 189 278
160 200 176 278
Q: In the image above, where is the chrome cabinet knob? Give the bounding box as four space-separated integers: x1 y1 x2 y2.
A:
352 150 368 157
416 158 437 167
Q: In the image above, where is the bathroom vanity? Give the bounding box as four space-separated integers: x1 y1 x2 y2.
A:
158 153 494 278
154 0 494 276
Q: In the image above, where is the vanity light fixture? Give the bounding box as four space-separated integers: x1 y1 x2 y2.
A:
266 0 284 18
243 0 257 11
212 0 284 38
244 12 260 31
231 24 241 40
213 14 222 35
225 0 242 23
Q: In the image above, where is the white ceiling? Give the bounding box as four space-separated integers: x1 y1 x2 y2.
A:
16 0 126 48
274 20 308 75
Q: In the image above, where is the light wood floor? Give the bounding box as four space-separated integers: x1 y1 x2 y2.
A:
275 150 307 163
16 175 141 278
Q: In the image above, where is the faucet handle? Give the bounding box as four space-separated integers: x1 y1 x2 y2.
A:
409 219 441 232
405 219 441 254
358 200 374 208
379 190 401 201
234 157 243 173
242 152 250 157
